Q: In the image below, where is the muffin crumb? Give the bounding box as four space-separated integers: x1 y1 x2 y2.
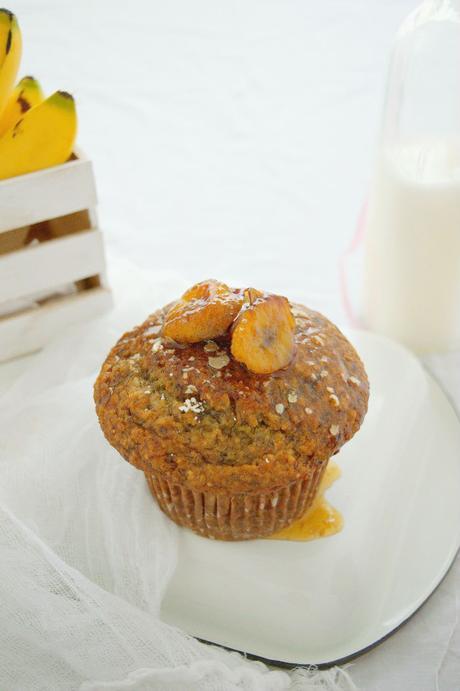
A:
312 335 325 346
179 397 204 414
291 307 306 317
329 394 340 408
208 354 230 369
145 324 161 336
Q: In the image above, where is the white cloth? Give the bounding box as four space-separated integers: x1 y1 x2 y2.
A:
1 260 459 690
0 261 358 691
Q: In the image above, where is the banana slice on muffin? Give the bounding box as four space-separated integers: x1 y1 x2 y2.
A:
231 289 296 374
163 280 243 343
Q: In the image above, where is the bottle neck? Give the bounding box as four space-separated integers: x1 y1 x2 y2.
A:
399 0 460 36
424 0 460 16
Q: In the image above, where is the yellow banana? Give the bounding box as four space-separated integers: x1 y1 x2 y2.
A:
0 75 44 136
0 90 77 180
0 10 22 121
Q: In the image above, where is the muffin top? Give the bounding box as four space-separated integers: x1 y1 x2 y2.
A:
94 285 369 494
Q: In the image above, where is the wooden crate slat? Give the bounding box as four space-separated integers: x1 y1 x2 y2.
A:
0 156 97 233
0 229 106 304
0 149 112 361
0 287 112 363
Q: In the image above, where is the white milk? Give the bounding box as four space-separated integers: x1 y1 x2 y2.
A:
363 139 460 353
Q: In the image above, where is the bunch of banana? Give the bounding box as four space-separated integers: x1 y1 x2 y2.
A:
0 9 77 180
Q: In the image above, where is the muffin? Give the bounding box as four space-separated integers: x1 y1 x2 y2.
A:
94 280 369 540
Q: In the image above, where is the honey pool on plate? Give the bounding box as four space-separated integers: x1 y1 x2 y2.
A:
269 462 343 542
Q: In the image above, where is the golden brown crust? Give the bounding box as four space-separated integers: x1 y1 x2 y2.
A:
94 303 369 494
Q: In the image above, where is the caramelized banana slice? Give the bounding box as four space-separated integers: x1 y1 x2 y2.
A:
162 279 243 343
231 291 296 374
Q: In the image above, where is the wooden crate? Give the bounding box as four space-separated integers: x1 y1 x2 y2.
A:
0 151 112 363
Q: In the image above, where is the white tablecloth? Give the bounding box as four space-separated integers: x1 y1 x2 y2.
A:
3 1 459 689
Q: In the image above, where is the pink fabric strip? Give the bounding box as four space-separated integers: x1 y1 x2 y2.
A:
339 199 367 327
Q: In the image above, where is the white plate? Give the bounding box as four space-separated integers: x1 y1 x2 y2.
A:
160 330 460 666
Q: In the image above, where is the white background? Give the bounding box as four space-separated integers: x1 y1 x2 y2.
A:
10 0 415 317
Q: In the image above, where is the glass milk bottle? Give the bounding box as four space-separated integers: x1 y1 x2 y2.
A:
363 0 460 353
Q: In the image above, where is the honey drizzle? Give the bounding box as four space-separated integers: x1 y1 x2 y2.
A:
269 462 343 541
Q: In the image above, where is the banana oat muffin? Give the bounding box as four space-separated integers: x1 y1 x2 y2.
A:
94 281 369 540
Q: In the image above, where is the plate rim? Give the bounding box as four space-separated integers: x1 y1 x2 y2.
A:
194 543 460 669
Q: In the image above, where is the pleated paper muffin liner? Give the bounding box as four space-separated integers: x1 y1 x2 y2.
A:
144 460 328 541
